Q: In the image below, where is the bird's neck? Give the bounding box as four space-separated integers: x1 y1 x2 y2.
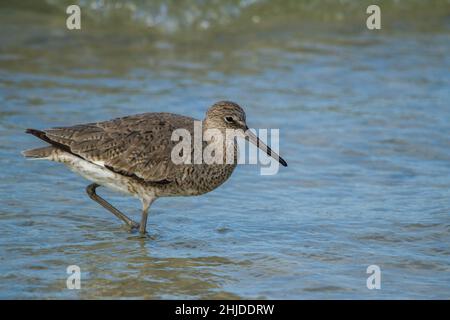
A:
201 121 238 165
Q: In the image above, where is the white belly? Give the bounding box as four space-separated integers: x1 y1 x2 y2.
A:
50 150 134 196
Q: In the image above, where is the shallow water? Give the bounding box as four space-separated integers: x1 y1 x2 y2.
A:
0 1 450 299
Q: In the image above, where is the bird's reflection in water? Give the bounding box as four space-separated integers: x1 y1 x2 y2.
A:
32 230 247 299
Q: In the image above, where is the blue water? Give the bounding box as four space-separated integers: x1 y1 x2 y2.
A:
0 2 449 299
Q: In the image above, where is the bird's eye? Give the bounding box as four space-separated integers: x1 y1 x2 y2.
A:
224 116 234 123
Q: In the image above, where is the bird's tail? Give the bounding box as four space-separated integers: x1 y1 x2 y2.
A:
22 128 59 159
22 146 56 159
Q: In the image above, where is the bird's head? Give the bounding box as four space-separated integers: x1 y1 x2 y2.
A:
205 101 247 131
204 101 287 167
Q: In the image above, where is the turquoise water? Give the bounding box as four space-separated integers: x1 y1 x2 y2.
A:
0 1 449 299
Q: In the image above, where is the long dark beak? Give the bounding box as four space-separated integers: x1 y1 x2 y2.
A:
245 129 287 167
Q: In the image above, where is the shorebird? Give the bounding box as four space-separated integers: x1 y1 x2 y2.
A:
22 101 287 235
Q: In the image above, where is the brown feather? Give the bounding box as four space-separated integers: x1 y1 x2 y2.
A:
33 113 198 183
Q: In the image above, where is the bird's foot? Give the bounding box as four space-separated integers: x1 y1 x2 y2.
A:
137 232 150 239
125 221 150 238
127 221 140 232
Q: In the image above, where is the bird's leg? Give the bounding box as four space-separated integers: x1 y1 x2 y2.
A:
86 183 139 230
139 197 155 235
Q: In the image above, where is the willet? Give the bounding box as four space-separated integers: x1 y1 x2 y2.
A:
22 101 287 235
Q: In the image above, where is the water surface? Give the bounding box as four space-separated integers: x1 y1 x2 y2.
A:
0 0 449 299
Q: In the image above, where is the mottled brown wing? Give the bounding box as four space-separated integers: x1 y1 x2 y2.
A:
43 112 196 182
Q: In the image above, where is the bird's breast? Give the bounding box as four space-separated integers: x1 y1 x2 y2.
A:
155 163 237 197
